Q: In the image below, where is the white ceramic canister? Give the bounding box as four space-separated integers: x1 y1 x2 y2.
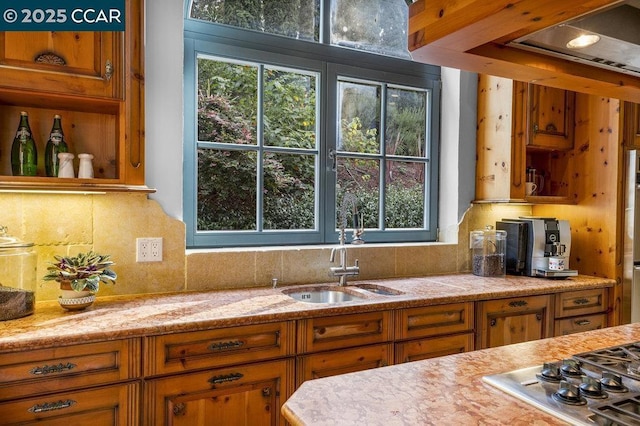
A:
77 153 94 178
57 152 75 178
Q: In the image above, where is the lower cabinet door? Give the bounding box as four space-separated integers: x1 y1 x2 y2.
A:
395 333 474 363
0 382 139 425
296 343 393 387
144 359 294 426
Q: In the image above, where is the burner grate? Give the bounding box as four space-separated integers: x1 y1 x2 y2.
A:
589 393 640 426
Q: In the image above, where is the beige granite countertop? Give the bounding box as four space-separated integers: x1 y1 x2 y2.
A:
281 324 640 426
0 273 614 352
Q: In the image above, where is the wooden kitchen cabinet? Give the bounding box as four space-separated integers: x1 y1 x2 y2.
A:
394 303 474 363
0 339 141 424
476 75 575 203
0 0 146 191
0 32 121 99
553 288 609 336
144 321 295 425
623 101 640 149
0 382 139 425
144 321 295 376
296 343 392 385
476 295 553 349
295 311 393 386
296 311 393 354
145 359 294 426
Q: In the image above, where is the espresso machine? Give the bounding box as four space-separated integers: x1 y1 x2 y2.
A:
496 217 578 278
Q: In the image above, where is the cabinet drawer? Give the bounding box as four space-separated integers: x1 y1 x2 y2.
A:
395 303 473 340
0 339 141 401
555 288 609 318
554 313 608 336
481 294 551 313
0 381 139 425
145 321 295 376
296 343 392 386
144 358 294 426
395 333 474 364
296 311 393 354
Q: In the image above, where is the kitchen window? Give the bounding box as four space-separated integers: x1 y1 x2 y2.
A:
184 0 441 247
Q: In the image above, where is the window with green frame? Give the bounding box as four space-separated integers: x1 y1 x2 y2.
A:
184 0 441 247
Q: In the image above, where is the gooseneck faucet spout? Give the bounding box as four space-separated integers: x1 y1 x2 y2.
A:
329 192 364 285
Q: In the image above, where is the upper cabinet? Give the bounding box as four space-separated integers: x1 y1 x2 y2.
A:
408 0 640 103
0 0 147 192
527 85 575 151
476 75 575 203
0 31 121 99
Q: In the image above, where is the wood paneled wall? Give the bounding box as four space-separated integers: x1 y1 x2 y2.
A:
533 94 623 323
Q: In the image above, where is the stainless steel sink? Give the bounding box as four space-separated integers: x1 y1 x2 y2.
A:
282 286 366 303
352 283 403 296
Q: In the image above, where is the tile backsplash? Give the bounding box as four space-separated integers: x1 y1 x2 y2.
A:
0 192 531 300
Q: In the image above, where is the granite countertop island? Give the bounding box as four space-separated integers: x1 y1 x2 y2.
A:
281 323 640 426
0 273 614 352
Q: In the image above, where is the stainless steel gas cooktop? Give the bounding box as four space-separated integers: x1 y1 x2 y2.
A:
483 342 640 426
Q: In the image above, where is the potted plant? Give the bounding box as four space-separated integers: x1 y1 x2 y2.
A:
43 251 117 310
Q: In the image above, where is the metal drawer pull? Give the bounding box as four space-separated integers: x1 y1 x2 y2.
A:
575 319 592 326
508 300 528 308
208 340 245 351
29 362 77 375
28 399 76 413
573 298 590 305
208 372 244 385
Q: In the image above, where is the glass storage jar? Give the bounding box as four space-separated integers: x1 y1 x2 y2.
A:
470 225 506 277
0 226 37 320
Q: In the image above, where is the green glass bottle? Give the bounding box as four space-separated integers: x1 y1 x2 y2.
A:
44 115 69 177
10 111 37 176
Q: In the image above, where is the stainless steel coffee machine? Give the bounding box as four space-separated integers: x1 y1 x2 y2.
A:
496 217 577 278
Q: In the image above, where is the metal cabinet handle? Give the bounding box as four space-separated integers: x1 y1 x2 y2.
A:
208 372 244 385
28 399 76 413
575 319 591 326
508 300 528 308
490 318 497 327
29 362 76 375
208 340 245 351
536 314 542 321
573 298 590 305
262 387 272 397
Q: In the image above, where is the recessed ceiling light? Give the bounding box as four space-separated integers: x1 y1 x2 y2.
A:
566 34 600 49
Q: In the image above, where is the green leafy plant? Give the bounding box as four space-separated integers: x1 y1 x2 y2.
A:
43 251 117 294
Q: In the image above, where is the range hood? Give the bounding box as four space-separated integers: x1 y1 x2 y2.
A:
509 0 640 76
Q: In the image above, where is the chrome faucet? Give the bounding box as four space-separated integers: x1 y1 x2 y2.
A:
329 193 364 285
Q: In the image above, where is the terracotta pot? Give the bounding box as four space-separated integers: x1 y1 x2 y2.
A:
58 280 95 311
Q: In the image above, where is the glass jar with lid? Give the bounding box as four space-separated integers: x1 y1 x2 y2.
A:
470 225 506 277
0 226 37 320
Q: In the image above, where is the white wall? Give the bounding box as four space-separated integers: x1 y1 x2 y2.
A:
145 0 184 219
144 2 476 236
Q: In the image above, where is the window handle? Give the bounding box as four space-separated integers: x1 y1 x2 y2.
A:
328 148 337 172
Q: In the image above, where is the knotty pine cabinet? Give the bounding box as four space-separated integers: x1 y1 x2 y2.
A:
143 322 296 426
0 339 141 424
295 311 393 386
394 302 474 363
476 295 553 349
476 75 575 203
554 288 609 336
0 0 146 191
623 101 640 149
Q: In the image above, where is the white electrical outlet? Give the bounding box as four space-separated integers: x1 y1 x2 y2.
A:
137 237 163 262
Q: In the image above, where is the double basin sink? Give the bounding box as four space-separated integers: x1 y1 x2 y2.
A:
282 283 403 304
